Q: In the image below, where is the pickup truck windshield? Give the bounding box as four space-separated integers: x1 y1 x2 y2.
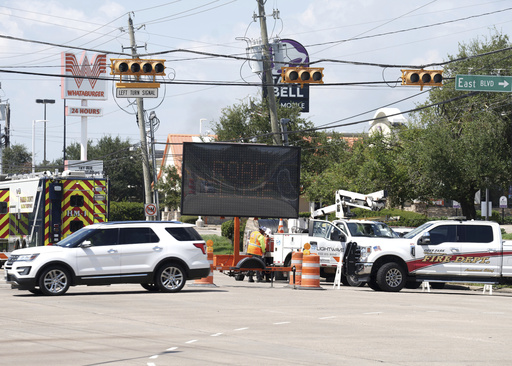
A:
346 222 398 238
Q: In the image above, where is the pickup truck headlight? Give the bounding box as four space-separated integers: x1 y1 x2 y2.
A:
358 246 372 262
16 253 40 262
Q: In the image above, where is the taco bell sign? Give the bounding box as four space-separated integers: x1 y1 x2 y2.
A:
61 52 108 100
262 39 310 113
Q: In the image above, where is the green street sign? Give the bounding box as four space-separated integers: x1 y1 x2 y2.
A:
455 74 512 92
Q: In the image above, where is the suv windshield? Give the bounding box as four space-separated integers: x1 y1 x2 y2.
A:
56 227 95 248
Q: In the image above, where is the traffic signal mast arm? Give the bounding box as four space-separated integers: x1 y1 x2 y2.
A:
281 66 324 88
401 69 443 90
110 58 165 88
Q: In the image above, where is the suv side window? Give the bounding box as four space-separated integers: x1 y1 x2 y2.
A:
458 225 493 243
119 227 160 244
165 227 202 241
428 225 457 245
87 228 118 246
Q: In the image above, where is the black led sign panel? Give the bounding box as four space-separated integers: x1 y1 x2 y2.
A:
181 143 301 218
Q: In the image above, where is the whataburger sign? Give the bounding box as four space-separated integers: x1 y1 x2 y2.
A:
61 52 108 101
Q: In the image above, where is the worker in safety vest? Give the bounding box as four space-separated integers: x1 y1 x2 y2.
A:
247 227 267 282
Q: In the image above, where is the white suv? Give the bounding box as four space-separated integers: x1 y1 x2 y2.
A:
4 221 210 296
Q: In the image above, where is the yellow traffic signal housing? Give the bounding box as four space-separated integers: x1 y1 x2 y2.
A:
110 58 165 87
401 69 443 90
281 67 324 87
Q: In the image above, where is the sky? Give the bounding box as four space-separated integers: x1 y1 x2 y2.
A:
0 0 512 165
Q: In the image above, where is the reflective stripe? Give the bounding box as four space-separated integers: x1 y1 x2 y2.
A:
247 242 263 256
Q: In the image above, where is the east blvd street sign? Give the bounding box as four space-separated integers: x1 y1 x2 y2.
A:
455 74 512 92
116 88 158 98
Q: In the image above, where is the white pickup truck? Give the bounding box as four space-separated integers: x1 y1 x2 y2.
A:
272 219 398 283
344 220 512 292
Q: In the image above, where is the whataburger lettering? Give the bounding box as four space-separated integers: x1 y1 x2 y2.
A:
422 255 490 264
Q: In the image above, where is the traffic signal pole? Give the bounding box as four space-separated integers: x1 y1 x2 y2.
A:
257 0 281 146
127 15 154 220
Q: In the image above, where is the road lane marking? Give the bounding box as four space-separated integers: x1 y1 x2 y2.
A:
186 340 198 344
211 333 223 336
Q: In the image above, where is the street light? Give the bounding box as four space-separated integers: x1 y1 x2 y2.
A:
35 99 55 163
32 120 47 173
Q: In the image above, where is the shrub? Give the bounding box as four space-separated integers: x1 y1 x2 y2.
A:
110 202 145 221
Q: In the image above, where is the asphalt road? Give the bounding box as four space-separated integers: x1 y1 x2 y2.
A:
2 274 512 366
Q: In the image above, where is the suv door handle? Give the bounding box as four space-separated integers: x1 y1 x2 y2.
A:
488 249 498 253
153 246 163 251
450 247 460 253
108 249 118 254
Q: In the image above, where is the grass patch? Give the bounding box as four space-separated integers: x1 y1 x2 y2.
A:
502 233 512 240
201 234 235 255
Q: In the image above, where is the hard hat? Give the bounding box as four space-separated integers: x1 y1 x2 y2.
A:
259 226 267 231
265 229 272 236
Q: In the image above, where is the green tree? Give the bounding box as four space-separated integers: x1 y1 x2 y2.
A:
2 144 32 174
404 30 512 219
157 165 181 210
66 136 144 202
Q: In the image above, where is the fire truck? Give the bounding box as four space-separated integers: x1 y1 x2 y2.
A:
0 171 109 266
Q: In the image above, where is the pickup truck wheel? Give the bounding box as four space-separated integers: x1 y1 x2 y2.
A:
376 262 406 292
38 266 70 296
368 278 381 291
345 275 365 287
156 263 186 293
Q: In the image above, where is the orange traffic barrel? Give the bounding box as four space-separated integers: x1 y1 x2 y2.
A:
299 254 323 290
289 251 303 287
191 240 216 287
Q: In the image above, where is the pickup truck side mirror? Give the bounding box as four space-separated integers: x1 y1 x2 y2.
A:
418 232 430 245
330 230 346 242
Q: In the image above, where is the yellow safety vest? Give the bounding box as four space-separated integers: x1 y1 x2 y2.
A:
248 231 264 256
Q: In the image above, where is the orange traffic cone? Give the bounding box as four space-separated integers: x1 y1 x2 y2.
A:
278 218 284 233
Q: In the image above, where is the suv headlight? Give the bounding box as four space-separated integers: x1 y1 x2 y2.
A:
16 253 40 262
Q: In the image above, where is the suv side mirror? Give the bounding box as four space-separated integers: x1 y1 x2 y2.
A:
80 240 92 248
418 232 430 245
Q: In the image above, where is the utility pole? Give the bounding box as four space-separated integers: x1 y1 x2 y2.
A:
257 0 281 146
127 14 154 220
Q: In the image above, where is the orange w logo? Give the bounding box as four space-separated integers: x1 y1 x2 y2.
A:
65 53 106 89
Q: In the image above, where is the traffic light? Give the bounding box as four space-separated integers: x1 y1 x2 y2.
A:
401 69 443 90
110 58 165 86
281 67 324 87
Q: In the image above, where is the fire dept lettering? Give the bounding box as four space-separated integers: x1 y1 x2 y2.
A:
422 255 490 264
66 209 87 218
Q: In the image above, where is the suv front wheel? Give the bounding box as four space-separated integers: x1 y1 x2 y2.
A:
38 266 70 296
156 263 186 293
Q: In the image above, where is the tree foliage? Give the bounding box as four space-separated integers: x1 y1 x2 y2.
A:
66 136 144 202
156 165 182 210
403 30 512 219
2 144 32 174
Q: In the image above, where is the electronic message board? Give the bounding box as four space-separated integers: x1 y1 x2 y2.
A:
181 142 301 218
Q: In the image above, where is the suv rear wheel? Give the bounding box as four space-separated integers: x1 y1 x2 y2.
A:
156 263 186 293
38 266 70 296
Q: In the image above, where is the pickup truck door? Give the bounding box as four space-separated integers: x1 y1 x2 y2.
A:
308 220 345 267
457 224 500 278
412 224 460 276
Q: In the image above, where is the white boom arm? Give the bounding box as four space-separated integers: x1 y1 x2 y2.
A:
311 189 387 219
